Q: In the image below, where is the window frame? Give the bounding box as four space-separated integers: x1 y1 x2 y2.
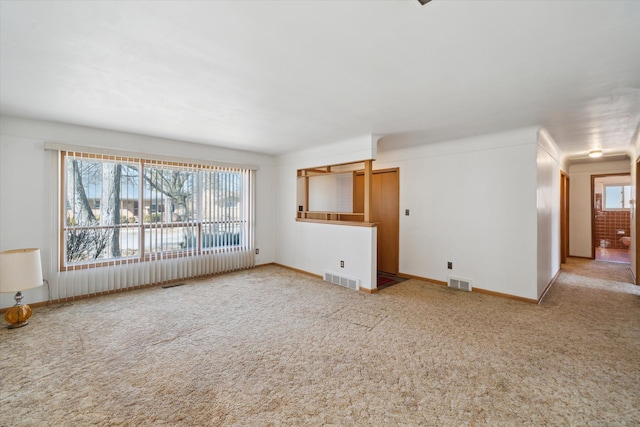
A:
60 151 252 271
602 183 631 211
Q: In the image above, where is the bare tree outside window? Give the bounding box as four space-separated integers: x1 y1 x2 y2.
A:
62 152 250 268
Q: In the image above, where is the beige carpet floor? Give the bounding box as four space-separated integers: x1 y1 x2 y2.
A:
1 258 639 426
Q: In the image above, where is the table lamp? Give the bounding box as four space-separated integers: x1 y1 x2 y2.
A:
0 248 43 329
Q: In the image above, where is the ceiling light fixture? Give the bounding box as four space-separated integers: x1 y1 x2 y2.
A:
416 0 432 5
588 150 603 158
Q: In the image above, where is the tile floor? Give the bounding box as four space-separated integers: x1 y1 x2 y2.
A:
595 247 631 263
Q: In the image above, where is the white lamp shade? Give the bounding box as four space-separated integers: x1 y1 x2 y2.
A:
0 248 43 293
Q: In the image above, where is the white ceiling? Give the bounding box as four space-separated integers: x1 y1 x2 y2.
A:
1 0 639 159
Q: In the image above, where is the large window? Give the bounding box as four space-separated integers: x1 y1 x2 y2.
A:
62 151 252 268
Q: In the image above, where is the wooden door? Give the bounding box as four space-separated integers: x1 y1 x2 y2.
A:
636 159 640 283
560 172 570 264
355 169 399 274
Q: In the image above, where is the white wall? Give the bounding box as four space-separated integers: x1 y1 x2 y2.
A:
283 221 376 290
0 116 561 303
0 116 276 308
536 131 561 297
308 173 353 212
275 134 378 290
568 160 631 258
375 127 541 300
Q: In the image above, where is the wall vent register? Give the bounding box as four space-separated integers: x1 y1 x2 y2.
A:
448 276 472 292
324 272 359 291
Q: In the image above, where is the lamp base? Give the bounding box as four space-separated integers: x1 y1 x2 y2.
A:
4 292 32 329
7 319 29 329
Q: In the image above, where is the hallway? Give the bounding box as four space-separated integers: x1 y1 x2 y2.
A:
561 256 634 284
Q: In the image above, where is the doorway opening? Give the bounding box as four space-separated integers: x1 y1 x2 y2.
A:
592 174 631 264
354 168 401 287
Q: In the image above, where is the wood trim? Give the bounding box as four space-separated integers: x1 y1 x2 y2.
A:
298 159 367 172
295 218 377 227
566 173 570 261
560 171 569 264
398 271 540 304
305 168 332 174
352 171 359 213
304 175 309 214
297 159 373 224
397 272 447 286
591 172 631 259
271 263 378 293
568 255 593 260
392 168 400 275
354 167 400 176
270 263 323 279
298 211 365 221
301 169 360 177
591 174 595 259
636 156 640 284
357 167 400 274
254 263 275 268
300 211 365 216
364 160 372 223
472 287 538 304
537 269 561 304
0 267 258 312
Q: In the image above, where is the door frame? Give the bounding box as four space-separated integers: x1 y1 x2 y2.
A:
590 173 631 259
354 167 400 274
636 157 640 283
560 171 570 264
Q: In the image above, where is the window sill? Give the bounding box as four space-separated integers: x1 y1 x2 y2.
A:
295 218 377 227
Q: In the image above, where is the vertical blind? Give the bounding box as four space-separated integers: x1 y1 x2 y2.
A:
53 150 255 300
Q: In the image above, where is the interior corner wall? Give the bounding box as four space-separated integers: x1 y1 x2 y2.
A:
536 143 561 298
568 160 631 258
0 116 276 308
274 135 378 290
375 127 540 300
